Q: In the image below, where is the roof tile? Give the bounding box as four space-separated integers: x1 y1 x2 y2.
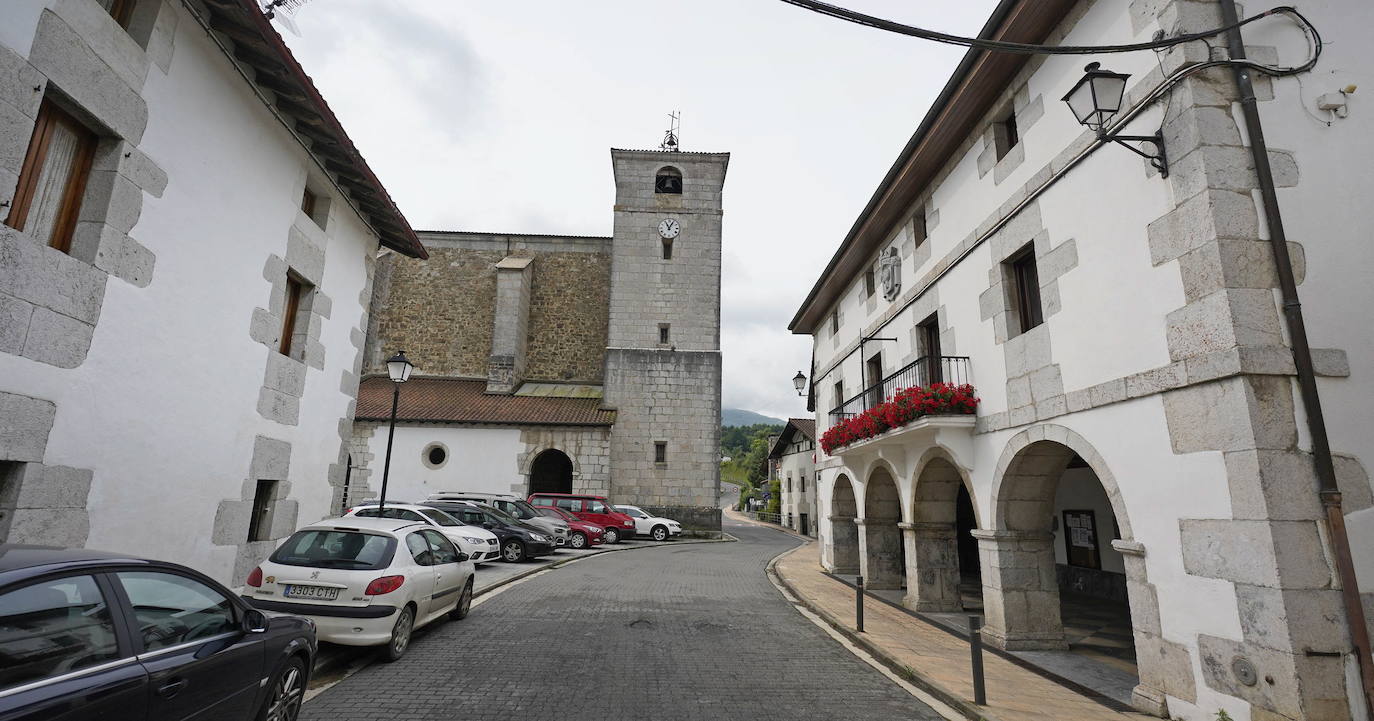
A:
356 377 615 427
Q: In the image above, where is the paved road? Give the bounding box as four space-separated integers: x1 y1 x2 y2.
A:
302 517 943 721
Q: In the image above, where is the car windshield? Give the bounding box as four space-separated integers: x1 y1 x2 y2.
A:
537 507 563 519
417 508 463 527
355 507 424 522
617 506 645 518
551 508 579 522
483 505 518 524
501 500 542 520
270 530 394 570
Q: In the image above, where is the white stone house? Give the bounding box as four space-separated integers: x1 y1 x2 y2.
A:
790 0 1373 718
770 418 817 536
0 0 426 585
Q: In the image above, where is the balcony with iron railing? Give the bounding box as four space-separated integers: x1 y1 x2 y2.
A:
828 356 971 427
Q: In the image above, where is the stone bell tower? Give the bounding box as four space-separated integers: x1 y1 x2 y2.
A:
602 148 729 534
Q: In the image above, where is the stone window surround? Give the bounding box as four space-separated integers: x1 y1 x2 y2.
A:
250 219 332 427
421 441 449 470
0 391 92 547
0 4 175 370
212 434 299 583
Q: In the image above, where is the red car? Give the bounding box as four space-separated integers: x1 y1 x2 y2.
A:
528 493 638 543
537 506 604 549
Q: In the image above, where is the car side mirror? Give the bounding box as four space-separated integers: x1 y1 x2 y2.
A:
244 608 269 634
482 521 495 529
455 551 469 563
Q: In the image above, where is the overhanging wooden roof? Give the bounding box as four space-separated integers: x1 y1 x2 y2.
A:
789 0 1076 333
192 0 427 259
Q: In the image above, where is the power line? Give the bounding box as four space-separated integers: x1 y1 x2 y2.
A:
778 0 1319 73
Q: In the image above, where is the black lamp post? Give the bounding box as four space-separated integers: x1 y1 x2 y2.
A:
792 371 808 397
377 350 414 512
1063 62 1169 177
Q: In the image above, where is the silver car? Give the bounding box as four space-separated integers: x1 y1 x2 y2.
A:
426 492 571 546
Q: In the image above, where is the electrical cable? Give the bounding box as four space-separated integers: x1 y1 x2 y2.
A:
779 0 1320 74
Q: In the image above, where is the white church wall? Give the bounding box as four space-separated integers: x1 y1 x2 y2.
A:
358 425 526 503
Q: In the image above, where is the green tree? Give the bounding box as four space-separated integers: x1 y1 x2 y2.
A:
766 479 781 514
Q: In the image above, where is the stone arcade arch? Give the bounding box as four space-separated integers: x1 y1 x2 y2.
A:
828 474 859 574
982 425 1172 717
859 465 904 589
904 450 981 612
528 449 574 495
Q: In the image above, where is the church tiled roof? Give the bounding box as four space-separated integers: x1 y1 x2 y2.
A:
355 376 616 427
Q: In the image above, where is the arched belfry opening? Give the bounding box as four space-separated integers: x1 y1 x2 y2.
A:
529 449 573 495
654 166 682 194
829 474 859 574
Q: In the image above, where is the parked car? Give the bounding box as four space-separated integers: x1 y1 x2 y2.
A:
528 493 638 543
615 504 683 541
424 501 556 563
536 506 604 549
426 492 570 547
243 517 474 662
0 543 316 721
343 502 500 564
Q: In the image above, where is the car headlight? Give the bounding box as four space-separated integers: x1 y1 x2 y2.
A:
623 520 633 527
462 536 486 544
529 534 547 542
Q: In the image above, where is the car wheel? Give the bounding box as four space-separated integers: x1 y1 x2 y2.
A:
652 525 668 542
382 605 414 662
603 526 620 544
449 578 474 620
258 655 305 721
569 531 588 549
502 540 527 562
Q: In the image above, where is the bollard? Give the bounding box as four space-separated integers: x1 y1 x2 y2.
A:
969 615 986 705
855 575 865 632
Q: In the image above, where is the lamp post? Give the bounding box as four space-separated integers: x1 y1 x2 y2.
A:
792 371 808 397
377 350 414 512
1062 62 1169 177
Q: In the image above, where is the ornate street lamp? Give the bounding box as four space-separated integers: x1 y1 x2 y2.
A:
792 371 808 397
1062 62 1169 177
377 350 413 512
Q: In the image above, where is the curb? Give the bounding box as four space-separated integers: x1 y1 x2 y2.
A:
765 543 1003 721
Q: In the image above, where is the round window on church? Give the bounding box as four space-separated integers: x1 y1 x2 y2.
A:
422 443 449 469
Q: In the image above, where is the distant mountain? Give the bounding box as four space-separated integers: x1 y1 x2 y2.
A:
722 407 785 427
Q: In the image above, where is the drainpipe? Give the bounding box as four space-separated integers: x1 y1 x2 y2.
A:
1216 0 1374 712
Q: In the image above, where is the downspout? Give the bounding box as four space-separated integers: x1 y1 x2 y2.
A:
1216 0 1374 712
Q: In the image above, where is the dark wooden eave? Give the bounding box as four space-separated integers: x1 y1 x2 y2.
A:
788 0 1076 334
195 0 427 259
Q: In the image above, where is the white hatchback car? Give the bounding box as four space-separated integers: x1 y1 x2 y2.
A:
615 504 683 541
244 517 476 661
344 502 501 564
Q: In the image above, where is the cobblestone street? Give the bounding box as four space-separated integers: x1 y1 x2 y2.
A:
301 518 945 720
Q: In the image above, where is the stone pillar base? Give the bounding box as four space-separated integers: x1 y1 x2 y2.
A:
1131 683 1169 718
979 625 1067 651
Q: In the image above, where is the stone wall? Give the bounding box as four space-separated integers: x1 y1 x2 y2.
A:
367 233 610 383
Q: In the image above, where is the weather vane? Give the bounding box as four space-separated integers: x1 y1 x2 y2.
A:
659 111 680 152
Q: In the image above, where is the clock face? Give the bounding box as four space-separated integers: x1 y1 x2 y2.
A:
658 218 680 239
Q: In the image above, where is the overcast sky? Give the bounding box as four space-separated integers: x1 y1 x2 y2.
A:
280 0 998 421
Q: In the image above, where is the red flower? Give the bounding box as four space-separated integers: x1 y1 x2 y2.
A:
819 383 979 454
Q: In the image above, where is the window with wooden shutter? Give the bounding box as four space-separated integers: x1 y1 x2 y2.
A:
96 0 137 28
280 275 305 356
5 100 98 254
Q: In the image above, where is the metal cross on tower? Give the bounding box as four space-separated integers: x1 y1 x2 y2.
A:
660 111 681 152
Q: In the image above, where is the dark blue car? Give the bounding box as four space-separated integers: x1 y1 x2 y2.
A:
0 544 316 721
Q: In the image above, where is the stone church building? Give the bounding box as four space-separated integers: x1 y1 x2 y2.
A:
352 149 728 533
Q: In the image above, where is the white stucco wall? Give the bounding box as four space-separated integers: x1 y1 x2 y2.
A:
0 2 388 584
358 424 527 503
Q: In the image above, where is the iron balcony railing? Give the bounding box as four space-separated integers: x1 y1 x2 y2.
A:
828 355 971 427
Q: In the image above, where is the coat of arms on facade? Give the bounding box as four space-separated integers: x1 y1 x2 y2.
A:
879 247 901 300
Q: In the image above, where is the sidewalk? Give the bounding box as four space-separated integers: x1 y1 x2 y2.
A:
771 541 1151 721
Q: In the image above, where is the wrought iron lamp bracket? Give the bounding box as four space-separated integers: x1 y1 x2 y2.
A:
1101 130 1169 178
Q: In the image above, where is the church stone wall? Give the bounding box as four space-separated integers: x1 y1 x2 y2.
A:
367 233 610 382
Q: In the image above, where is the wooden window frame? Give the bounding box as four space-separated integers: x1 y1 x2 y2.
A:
301 187 317 219
993 109 1019 161
863 268 875 298
279 275 305 356
105 0 137 29
830 310 839 334
912 209 928 246
5 100 98 254
1008 246 1044 334
917 313 942 384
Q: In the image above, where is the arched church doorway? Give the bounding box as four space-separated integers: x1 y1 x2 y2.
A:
906 455 980 612
529 449 573 495
987 439 1142 701
861 466 903 590
829 474 859 574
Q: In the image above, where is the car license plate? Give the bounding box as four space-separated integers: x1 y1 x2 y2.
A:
284 585 339 601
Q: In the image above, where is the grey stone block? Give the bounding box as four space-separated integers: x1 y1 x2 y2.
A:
28 10 148 144
1005 375 1031 409
0 392 55 462
1125 363 1186 398
286 226 326 284
1003 325 1051 378
0 97 38 176
248 307 277 346
0 45 44 117
4 507 89 546
71 223 155 287
211 499 251 545
992 141 1025 185
78 170 143 234
1037 238 1077 281
250 435 292 480
257 387 300 426
22 306 93 369
0 228 109 325
1148 189 1258 266
1028 364 1063 402
8 464 92 508
0 293 33 354
263 352 306 397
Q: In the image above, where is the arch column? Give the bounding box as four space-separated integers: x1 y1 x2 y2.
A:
857 518 903 589
972 528 1065 650
826 515 859 573
900 521 961 612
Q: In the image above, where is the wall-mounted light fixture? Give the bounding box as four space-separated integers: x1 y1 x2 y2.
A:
792 371 808 397
1063 62 1169 177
